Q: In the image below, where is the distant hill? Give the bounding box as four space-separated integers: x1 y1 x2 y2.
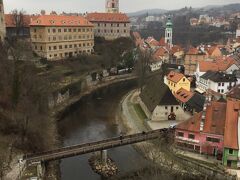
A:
127 9 168 17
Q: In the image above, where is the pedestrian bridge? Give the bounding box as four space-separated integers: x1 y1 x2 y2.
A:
23 128 169 165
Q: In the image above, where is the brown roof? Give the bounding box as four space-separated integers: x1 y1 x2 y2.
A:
153 47 168 60
86 13 130 23
30 15 93 27
206 46 219 56
224 99 240 150
174 88 194 103
171 45 183 54
227 84 240 100
5 14 36 27
202 101 227 135
176 112 202 133
167 71 185 83
159 37 166 46
145 37 160 47
199 57 237 72
187 47 199 55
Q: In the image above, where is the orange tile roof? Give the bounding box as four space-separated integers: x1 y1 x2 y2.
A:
174 88 194 103
5 14 37 27
187 47 199 55
199 57 237 72
86 13 130 23
171 45 183 54
206 46 219 56
224 99 240 149
176 112 202 133
202 101 227 135
145 37 159 47
159 37 166 46
167 71 185 83
153 47 168 60
30 15 93 27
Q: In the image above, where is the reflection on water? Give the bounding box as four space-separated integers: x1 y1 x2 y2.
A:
59 81 148 180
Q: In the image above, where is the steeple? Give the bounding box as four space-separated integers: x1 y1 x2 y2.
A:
0 0 6 41
105 0 119 13
165 17 173 48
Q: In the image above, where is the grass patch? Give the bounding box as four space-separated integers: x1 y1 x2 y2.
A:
133 103 147 120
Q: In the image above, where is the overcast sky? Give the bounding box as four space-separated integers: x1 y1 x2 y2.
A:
3 0 240 14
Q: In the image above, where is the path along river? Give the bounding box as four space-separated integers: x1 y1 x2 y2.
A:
58 80 148 180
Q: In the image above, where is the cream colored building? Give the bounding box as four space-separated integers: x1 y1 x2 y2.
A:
0 0 6 41
86 13 130 40
30 15 94 60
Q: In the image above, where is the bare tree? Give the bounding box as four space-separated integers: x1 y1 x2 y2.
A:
135 48 151 92
11 9 26 38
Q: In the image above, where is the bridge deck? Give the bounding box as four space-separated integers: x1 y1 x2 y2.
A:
24 129 168 164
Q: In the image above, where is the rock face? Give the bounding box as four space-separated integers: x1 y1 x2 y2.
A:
88 154 118 178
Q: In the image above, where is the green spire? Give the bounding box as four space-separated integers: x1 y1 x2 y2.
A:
166 17 173 28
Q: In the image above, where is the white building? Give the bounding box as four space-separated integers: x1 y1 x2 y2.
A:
165 17 173 48
237 27 240 38
197 71 238 94
195 58 239 86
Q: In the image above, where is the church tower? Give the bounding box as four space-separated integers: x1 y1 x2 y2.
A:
0 0 6 41
105 0 119 13
165 17 173 48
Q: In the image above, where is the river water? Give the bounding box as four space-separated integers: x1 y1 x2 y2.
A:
58 81 148 180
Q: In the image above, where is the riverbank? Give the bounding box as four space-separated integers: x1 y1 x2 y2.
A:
118 89 236 180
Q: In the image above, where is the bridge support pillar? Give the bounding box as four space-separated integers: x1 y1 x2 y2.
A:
37 162 46 178
101 150 108 165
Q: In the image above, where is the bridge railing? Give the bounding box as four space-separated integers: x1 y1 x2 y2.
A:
24 128 167 162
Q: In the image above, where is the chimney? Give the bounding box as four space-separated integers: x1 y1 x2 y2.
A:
200 94 211 131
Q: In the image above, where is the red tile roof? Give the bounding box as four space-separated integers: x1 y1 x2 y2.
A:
176 112 202 133
206 46 220 56
86 13 130 23
159 37 166 46
145 37 160 47
174 88 194 103
224 99 240 150
153 47 168 60
187 47 199 55
202 101 227 135
167 71 186 83
171 45 183 54
199 57 237 72
5 14 37 27
30 15 93 27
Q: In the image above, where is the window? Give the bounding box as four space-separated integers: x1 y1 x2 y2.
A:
222 83 224 86
34 29 37 33
221 89 224 93
48 29 50 33
65 45 68 49
68 29 72 32
177 132 184 137
54 46 57 50
218 89 221 93
52 29 56 33
229 149 233 154
188 134 195 139
58 29 61 33
176 107 179 110
49 46 51 50
183 78 185 82
64 29 67 32
73 29 76 32
165 106 168 110
218 83 221 86
206 137 220 143
59 45 62 49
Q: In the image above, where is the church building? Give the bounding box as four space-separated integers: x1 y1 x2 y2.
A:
0 0 6 41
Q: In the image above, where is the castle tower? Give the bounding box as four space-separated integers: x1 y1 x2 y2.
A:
0 0 6 41
105 0 119 13
165 17 173 48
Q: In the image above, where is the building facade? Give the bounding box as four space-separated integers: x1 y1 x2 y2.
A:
30 15 94 60
0 0 6 41
105 0 119 13
166 71 191 93
86 13 130 40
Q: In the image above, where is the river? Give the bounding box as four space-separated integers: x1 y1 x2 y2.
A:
58 80 148 180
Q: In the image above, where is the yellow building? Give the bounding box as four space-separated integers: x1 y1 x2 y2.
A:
30 15 94 60
86 13 130 40
166 71 190 93
0 0 6 41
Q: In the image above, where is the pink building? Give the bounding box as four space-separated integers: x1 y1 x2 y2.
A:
175 100 227 157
